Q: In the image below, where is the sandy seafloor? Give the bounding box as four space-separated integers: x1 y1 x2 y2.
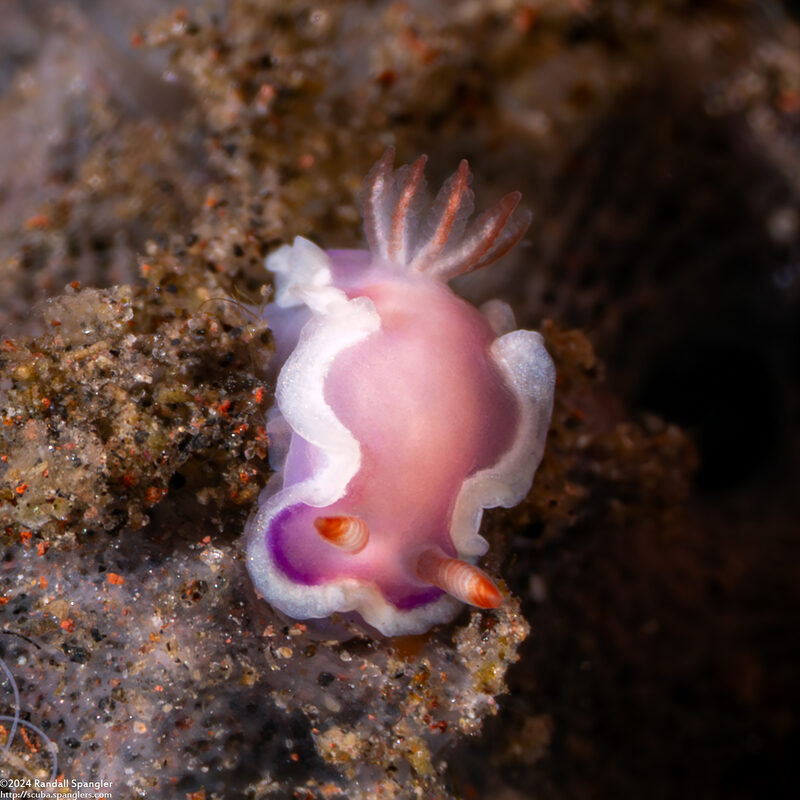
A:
0 1 798 798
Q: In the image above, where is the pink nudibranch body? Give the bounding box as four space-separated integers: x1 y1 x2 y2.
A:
245 149 555 636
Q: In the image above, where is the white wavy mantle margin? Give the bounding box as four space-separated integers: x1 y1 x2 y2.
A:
245 237 555 636
450 329 556 560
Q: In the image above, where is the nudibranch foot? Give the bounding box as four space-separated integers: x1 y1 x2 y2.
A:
245 149 555 637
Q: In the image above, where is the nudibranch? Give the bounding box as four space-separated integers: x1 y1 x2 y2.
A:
245 149 555 636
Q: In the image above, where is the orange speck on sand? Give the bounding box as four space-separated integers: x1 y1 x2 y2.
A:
0 597 7 605
20 727 39 753
254 386 265 404
462 785 480 800
144 486 167 506
69 281 81 290
391 634 425 660
777 89 800 114
155 685 164 692
376 69 397 88
290 752 299 762
39 576 48 589
61 618 75 633
400 27 438 63
513 5 540 33
19 530 32 543
24 214 50 230
37 541 48 556
254 82 276 110
41 397 51 408
107 572 125 586
15 483 27 495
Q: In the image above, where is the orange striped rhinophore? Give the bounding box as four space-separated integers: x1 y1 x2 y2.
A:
416 549 502 609
314 515 369 554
